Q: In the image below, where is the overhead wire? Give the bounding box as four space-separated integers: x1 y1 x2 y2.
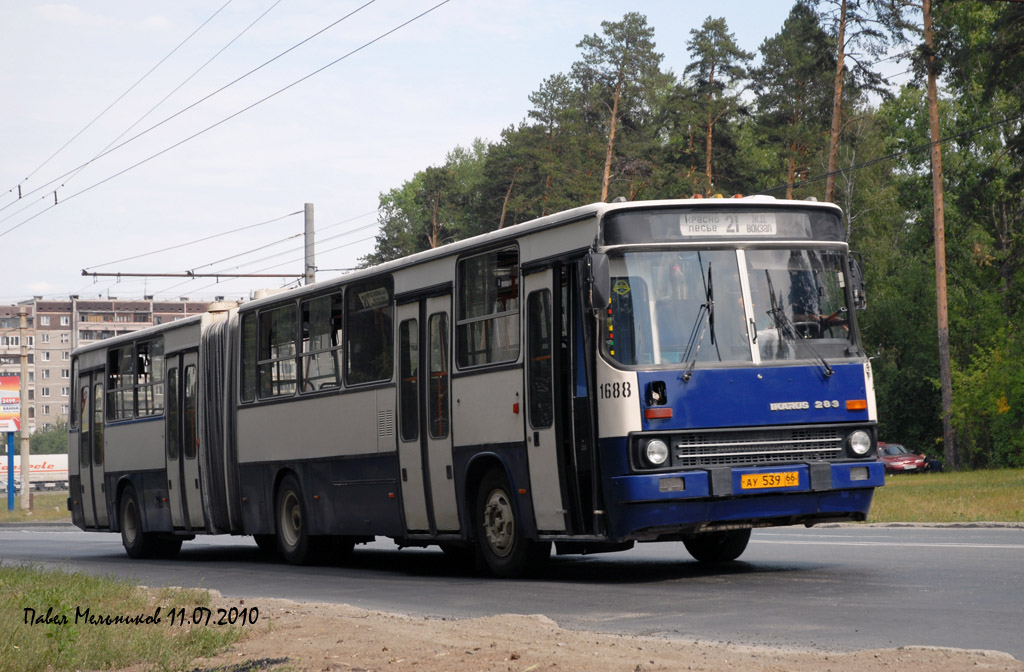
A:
150 212 380 297
0 0 378 219
82 210 302 271
0 0 451 243
2 0 234 203
186 210 376 272
63 0 286 190
169 233 378 298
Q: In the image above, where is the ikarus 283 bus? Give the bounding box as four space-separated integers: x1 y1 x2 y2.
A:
68 196 884 577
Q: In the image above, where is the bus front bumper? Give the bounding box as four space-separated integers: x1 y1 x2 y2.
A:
607 461 885 540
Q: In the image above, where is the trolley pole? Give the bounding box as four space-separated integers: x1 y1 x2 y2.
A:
19 306 30 510
304 202 315 286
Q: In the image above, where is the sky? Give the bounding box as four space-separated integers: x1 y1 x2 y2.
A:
0 1 916 304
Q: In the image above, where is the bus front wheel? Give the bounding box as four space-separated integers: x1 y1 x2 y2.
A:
683 529 751 564
276 474 313 565
474 470 550 578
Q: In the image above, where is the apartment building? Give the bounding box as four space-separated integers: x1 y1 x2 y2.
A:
0 297 210 433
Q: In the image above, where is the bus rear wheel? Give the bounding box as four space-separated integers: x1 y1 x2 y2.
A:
276 474 313 565
683 529 751 564
474 470 550 578
120 485 157 559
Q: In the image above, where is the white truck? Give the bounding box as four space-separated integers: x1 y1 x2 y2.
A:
0 454 69 491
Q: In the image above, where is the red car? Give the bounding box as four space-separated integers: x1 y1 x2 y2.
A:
878 442 927 474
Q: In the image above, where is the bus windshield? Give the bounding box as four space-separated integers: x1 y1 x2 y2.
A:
605 248 856 368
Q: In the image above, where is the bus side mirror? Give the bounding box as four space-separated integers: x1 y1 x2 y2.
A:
849 253 867 311
586 252 610 313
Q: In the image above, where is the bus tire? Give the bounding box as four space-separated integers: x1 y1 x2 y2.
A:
120 485 157 559
154 536 183 558
253 534 278 556
474 469 550 578
683 529 751 564
276 474 313 565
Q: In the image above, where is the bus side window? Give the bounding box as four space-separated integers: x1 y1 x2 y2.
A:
257 304 298 398
167 368 179 460
240 313 256 402
300 293 343 393
184 365 197 460
428 312 449 439
79 386 90 466
398 319 418 441
456 247 519 368
107 345 135 420
136 338 165 416
93 383 104 466
527 289 553 429
346 277 393 385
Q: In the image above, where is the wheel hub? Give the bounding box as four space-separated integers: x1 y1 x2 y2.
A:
483 489 515 557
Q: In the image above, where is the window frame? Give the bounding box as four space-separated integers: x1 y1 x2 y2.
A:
299 292 344 394
256 303 299 400
106 345 135 421
344 276 394 387
455 245 521 370
134 338 165 418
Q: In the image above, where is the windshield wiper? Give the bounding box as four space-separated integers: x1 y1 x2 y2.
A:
682 258 718 382
764 270 834 378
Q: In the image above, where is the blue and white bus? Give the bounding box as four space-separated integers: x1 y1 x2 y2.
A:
68 196 884 577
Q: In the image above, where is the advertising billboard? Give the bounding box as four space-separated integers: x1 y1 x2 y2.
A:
1 375 20 433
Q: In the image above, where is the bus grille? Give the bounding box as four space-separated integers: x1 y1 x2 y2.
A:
672 427 843 467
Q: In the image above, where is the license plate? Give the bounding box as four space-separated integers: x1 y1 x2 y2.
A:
740 471 799 490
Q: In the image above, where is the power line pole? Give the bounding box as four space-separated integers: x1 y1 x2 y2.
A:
304 202 315 285
922 0 955 470
19 305 30 510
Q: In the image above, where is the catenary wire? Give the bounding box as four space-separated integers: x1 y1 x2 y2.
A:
82 210 302 271
2 1 234 201
0 0 378 218
63 0 285 190
0 0 450 242
187 210 377 272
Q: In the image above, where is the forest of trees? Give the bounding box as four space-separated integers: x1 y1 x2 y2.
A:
362 1 1024 471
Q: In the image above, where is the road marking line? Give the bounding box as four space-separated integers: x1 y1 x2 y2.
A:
752 539 1024 550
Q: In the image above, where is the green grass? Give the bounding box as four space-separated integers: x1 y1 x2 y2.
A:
868 468 1024 523
0 492 71 524
0 566 240 672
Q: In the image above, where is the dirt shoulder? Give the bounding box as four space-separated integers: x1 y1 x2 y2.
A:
185 594 1024 672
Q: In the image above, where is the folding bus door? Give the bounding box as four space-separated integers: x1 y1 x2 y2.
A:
522 269 567 532
422 294 458 532
79 373 108 528
395 295 459 534
166 351 204 530
180 352 203 529
395 302 429 531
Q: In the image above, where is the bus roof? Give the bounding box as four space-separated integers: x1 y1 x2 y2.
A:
238 196 841 314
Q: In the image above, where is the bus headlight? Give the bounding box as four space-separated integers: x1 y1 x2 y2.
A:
848 430 871 456
644 439 670 466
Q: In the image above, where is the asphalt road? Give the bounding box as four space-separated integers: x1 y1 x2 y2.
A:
3 523 1022 659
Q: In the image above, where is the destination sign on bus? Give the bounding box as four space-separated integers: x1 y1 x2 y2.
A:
602 207 844 245
679 212 777 237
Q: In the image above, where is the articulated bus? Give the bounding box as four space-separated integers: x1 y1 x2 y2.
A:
68 197 884 577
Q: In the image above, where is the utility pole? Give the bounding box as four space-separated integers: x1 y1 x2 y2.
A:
922 0 955 470
304 202 315 286
19 306 30 510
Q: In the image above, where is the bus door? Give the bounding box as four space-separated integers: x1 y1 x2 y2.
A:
522 269 567 532
79 372 108 528
559 262 600 535
166 351 204 530
395 295 459 534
